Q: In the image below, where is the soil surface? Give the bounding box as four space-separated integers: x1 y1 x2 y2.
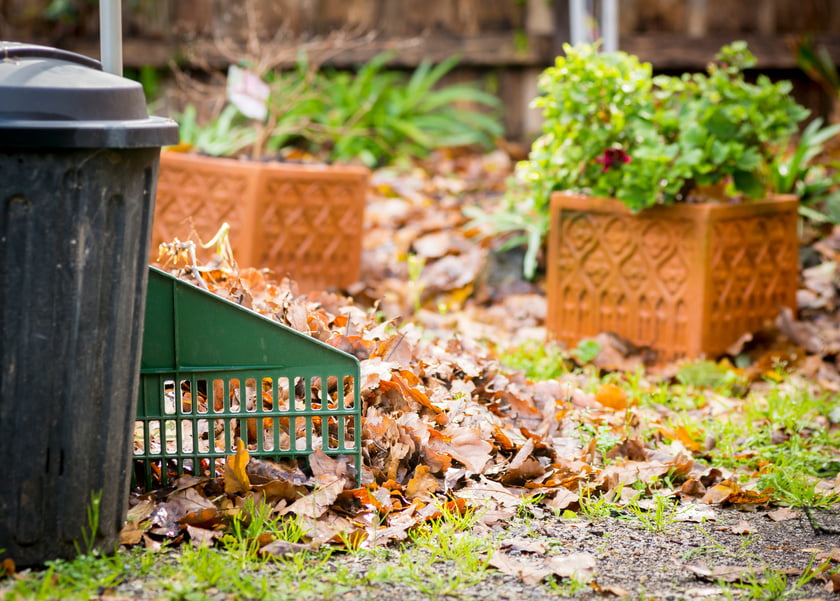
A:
106 505 840 601
318 507 840 601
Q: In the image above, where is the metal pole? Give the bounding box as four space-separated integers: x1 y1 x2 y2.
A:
602 0 618 52
569 0 587 47
99 0 123 75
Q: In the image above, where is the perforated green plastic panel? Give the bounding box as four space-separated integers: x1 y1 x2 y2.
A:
134 267 361 490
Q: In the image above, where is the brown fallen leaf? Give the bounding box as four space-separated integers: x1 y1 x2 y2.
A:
444 428 494 473
501 458 546 486
680 478 707 497
686 562 762 583
727 488 773 506
595 383 628 411
225 439 251 494
489 550 551 585
729 519 756 535
119 523 145 546
701 481 737 505
365 506 422 546
185 524 221 547
455 476 525 509
246 457 310 485
546 487 580 511
177 506 221 528
125 498 157 523
777 306 825 354
590 582 630 597
814 548 840 563
1 557 15 577
405 464 440 500
309 448 351 480
767 507 798 522
251 480 310 504
826 572 840 593
259 540 313 558
147 488 217 538
548 552 597 580
143 533 163 552
280 476 347 519
499 538 547 555
120 498 156 546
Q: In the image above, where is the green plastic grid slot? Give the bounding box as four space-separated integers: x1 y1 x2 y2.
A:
134 267 362 490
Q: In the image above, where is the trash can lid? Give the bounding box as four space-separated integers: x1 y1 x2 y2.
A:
0 42 179 149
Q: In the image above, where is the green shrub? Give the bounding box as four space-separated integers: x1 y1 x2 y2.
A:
175 53 503 167
469 41 823 278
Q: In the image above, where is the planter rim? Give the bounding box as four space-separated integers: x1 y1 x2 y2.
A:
161 150 371 176
550 190 799 217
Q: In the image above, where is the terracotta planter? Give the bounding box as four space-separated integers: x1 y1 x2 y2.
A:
546 192 800 362
151 152 369 293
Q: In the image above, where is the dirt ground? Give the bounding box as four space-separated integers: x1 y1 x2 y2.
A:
320 506 840 601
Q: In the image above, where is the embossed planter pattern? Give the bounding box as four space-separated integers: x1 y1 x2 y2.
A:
546 192 800 362
151 152 369 292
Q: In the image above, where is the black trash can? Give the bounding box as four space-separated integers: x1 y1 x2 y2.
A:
0 42 178 567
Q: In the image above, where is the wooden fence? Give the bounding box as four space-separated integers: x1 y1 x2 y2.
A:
3 0 838 139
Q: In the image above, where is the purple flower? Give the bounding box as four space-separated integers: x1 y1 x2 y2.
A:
595 148 631 172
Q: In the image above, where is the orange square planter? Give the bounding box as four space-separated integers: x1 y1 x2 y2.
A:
546 192 800 362
151 152 369 293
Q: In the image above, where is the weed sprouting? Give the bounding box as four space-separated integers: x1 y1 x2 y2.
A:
578 485 621 520
621 495 685 533
74 489 103 557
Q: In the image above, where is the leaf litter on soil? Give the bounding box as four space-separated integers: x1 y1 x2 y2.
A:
130 148 840 588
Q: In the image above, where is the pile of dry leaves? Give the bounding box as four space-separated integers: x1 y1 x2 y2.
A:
127 149 840 572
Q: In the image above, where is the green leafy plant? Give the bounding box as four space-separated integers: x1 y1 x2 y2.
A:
772 117 840 223
675 359 746 394
469 41 814 278
499 339 572 381
310 53 503 167
794 36 840 118
702 381 840 507
682 526 758 562
577 485 621 519
546 572 591 596
176 104 258 157
571 338 602 364
175 53 502 168
721 557 831 601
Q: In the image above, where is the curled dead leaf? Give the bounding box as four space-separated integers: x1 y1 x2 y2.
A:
280 476 347 519
405 465 440 500
185 524 221 547
548 552 597 580
224 439 251 494
729 519 756 535
1 558 15 577
444 428 493 473
767 507 798 522
595 383 628 411
489 550 551 585
546 487 580 511
826 572 840 593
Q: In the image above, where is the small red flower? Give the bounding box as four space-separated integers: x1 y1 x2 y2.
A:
595 148 631 172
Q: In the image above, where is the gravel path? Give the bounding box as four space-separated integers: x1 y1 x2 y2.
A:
6 503 833 600
306 506 840 601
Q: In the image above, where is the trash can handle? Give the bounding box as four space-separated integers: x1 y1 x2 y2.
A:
1 43 102 71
